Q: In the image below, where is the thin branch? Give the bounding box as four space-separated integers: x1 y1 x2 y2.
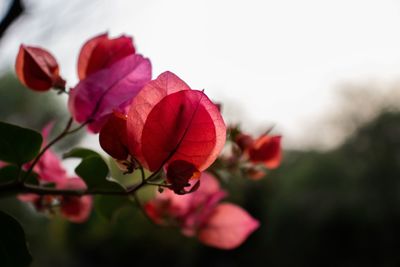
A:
23 118 74 182
0 0 24 40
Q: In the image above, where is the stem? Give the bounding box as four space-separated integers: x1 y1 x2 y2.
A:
0 117 169 198
23 118 89 183
145 182 171 187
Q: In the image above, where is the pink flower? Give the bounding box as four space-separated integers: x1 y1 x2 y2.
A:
145 172 259 249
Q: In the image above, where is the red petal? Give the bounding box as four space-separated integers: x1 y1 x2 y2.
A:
58 177 92 223
248 135 282 169
77 33 135 80
15 45 65 91
126 71 190 167
198 203 260 250
141 90 226 171
69 54 151 133
99 111 129 160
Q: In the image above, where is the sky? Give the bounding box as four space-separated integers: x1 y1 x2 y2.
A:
1 0 400 149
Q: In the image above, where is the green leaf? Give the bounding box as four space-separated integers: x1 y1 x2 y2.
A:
62 147 100 160
0 121 42 165
0 165 38 185
95 195 132 221
0 211 32 267
75 156 125 192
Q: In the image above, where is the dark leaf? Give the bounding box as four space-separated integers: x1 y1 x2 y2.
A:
0 211 32 267
0 121 42 164
75 156 125 192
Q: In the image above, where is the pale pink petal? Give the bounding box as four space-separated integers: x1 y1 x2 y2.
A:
17 193 40 202
69 54 151 133
32 149 67 183
145 172 227 236
22 123 67 183
198 203 260 250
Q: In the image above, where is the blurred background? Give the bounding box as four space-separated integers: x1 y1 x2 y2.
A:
1 0 400 266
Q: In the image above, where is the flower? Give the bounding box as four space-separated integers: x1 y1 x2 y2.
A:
145 172 259 249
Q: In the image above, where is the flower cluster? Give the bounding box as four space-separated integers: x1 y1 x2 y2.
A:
12 32 282 249
145 172 259 249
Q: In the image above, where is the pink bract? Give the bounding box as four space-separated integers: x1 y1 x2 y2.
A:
126 72 226 171
77 33 135 80
198 203 260 250
69 54 151 133
145 172 259 249
126 71 190 167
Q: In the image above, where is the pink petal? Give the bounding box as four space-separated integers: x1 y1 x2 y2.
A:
198 203 260 250
126 71 190 167
32 149 67 183
23 123 67 183
17 193 40 202
145 172 226 235
69 54 151 133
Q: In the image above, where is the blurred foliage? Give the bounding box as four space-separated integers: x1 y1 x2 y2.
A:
0 74 82 151
1 72 400 266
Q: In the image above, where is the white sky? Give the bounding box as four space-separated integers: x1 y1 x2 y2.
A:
1 0 400 149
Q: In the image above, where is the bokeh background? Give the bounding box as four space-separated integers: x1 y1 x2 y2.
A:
1 0 400 266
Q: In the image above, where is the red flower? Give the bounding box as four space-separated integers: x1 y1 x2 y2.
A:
15 45 66 91
248 135 282 169
126 71 226 173
145 172 259 249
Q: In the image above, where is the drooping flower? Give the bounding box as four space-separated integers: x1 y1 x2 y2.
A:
145 172 259 249
15 45 66 91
